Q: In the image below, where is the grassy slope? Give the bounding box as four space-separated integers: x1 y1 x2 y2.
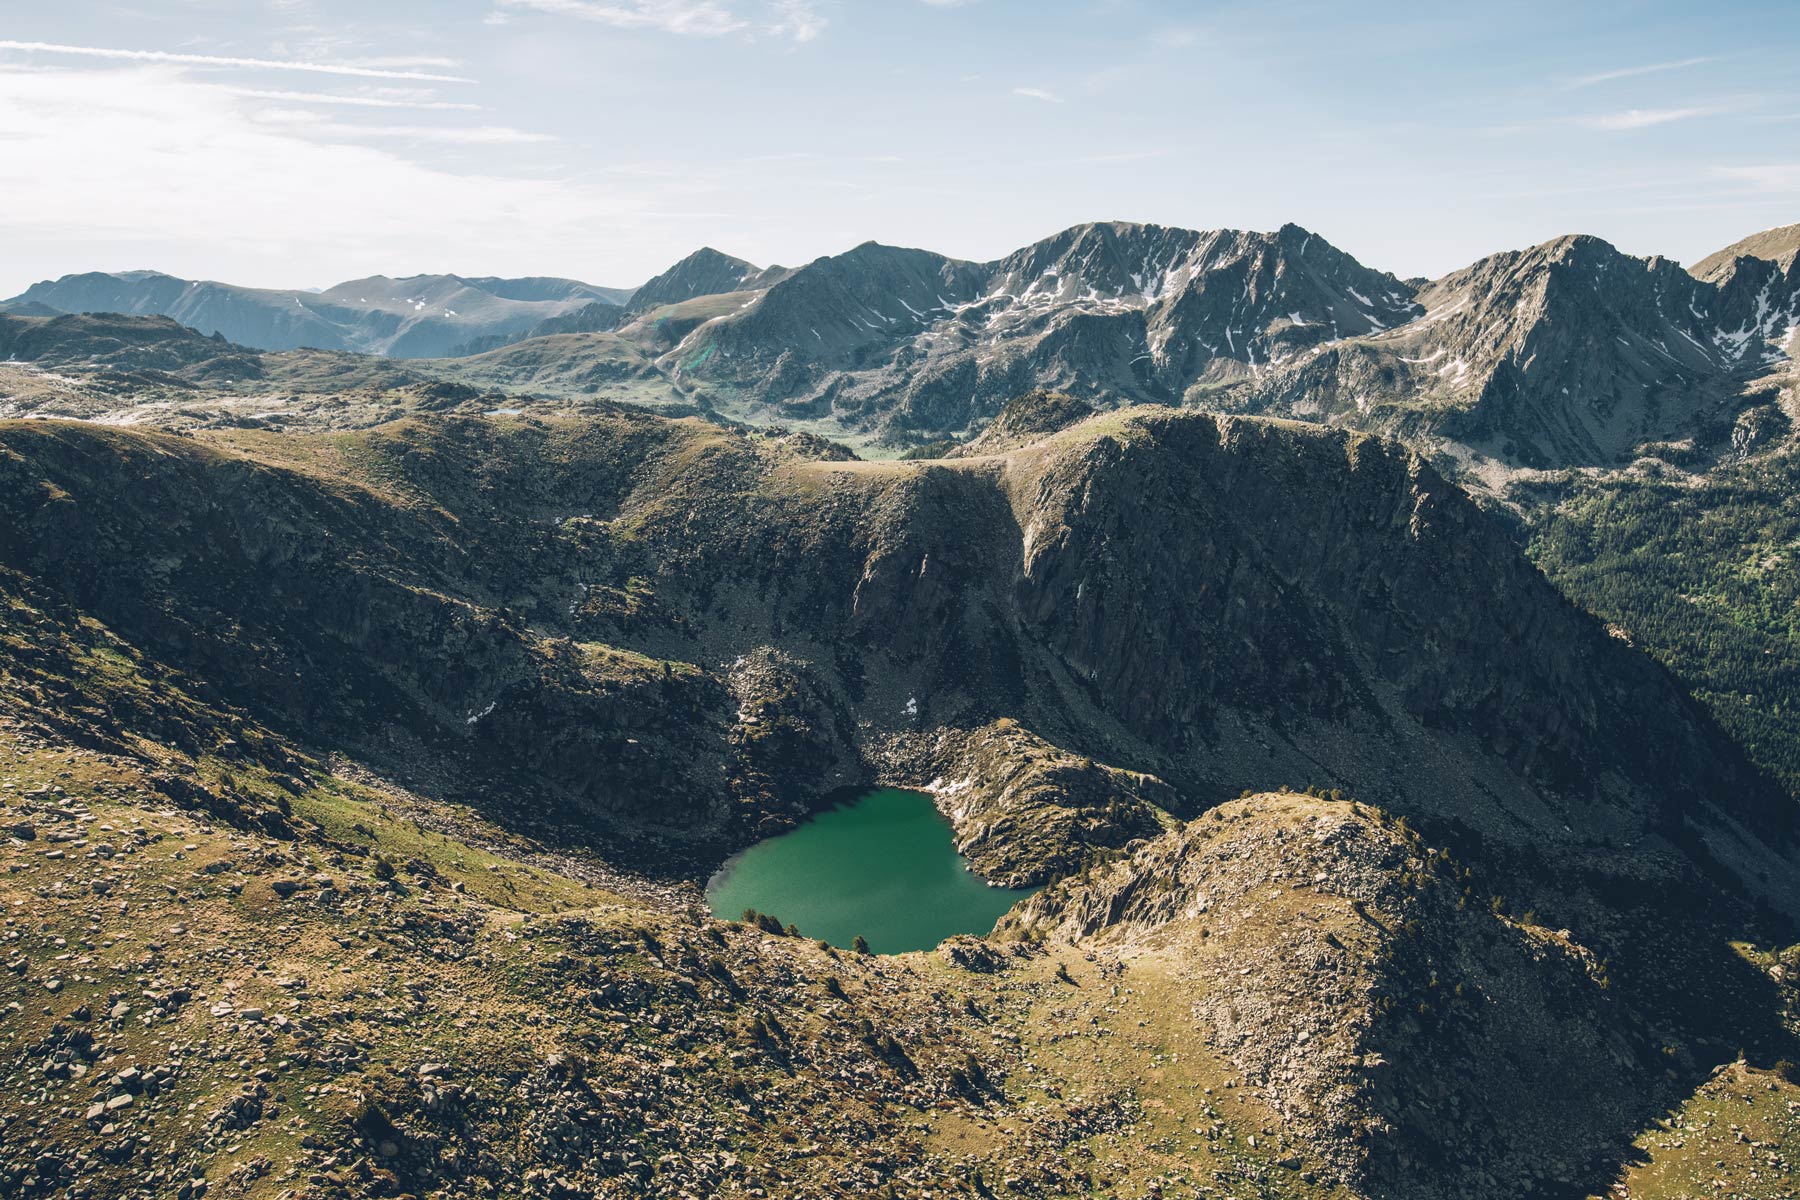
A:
5 405 1800 1197
0 527 1316 1196
18 751 1800 1200
6 661 1800 1199
2 712 1352 1200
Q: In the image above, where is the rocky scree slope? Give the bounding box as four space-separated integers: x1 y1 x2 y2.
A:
1011 791 1800 1200
3 744 1796 1200
0 717 1266 1200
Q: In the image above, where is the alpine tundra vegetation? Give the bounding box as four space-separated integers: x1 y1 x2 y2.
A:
5 2 1800 1198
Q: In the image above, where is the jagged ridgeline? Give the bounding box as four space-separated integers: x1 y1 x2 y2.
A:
2 405 1790 870
7 220 1796 471
480 220 1799 467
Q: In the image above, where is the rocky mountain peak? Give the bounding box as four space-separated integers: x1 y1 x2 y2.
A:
986 221 1206 306
1255 227 1800 469
626 247 763 314
704 241 991 367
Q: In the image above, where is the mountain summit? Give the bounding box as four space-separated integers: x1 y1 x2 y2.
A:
16 220 1797 472
625 221 1418 434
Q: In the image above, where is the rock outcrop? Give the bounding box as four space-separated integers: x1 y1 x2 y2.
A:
1012 791 1770 1198
914 719 1174 886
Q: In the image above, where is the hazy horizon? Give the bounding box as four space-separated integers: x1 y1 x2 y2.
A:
2 0 1796 296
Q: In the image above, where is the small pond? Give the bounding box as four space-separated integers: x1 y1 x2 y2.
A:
706 787 1037 954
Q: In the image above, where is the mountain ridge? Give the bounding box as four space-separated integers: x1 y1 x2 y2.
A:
12 220 1795 469
457 219 1798 468
3 268 635 359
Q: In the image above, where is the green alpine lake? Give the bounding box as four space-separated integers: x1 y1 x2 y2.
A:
706 787 1038 954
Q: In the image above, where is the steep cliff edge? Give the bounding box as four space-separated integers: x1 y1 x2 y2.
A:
0 406 1791 901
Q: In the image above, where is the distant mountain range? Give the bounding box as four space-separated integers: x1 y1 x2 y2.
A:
0 269 635 358
7 221 1798 469
461 220 1798 469
1257 231 1800 468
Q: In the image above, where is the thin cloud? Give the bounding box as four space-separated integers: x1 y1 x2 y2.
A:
339 56 466 70
0 65 704 291
1012 86 1062 103
254 112 556 144
499 0 823 40
337 125 556 145
501 0 743 37
1574 107 1714 131
0 40 473 83
1565 56 1717 90
1714 163 1800 192
221 87 483 111
767 0 826 41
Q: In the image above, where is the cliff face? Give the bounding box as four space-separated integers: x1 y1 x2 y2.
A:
0 405 1789 903
1001 413 1774 832
906 719 1175 887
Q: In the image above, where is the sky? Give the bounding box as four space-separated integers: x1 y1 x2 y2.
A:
0 0 1796 295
